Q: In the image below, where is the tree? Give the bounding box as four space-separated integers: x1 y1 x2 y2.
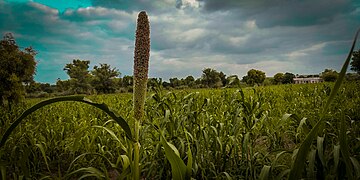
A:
242 69 266 86
219 71 227 86
226 75 240 87
201 68 223 88
63 59 92 94
148 78 162 89
321 69 338 82
0 33 37 108
273 73 284 84
350 49 360 74
282 72 295 84
184 76 195 87
92 63 120 93
122 75 133 87
169 77 181 88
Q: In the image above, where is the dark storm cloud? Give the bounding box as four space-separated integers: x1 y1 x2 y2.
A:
90 0 178 14
199 0 357 28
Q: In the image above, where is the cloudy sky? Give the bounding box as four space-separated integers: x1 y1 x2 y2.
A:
1 0 359 83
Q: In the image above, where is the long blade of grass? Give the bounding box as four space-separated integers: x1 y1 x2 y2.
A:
184 129 193 178
92 125 127 153
340 113 354 179
350 157 360 179
288 28 360 180
333 145 340 172
0 96 133 148
322 28 360 114
35 143 50 172
259 165 271 180
159 132 187 180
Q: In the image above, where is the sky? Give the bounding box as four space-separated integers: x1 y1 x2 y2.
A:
1 0 359 84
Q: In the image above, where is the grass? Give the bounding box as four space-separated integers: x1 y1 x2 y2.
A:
1 81 360 179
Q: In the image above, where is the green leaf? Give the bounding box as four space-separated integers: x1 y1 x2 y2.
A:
340 113 354 179
288 28 360 180
322 28 360 114
288 119 323 179
92 125 127 153
221 172 232 180
1 164 6 180
184 129 193 178
0 96 133 148
259 165 271 180
35 143 50 172
160 132 187 180
317 136 325 168
333 145 340 172
350 157 360 179
308 149 316 178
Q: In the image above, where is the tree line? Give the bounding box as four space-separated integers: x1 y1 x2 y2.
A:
1 33 360 108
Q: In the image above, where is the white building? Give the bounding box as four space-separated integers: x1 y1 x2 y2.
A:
293 77 323 84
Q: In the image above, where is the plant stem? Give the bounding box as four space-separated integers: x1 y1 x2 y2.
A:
133 11 150 179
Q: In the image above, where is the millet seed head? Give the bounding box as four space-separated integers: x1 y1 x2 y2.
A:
133 11 150 121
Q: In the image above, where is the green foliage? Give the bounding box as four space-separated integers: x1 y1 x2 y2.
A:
350 49 360 73
226 75 240 87
321 69 339 82
0 33 37 107
201 68 224 88
273 73 284 84
1 82 360 179
91 63 120 94
63 59 93 94
282 72 295 84
242 69 266 86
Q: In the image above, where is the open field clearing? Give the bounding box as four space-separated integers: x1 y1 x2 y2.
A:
1 82 360 179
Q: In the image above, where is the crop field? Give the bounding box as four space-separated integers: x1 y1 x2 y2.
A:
1 82 360 179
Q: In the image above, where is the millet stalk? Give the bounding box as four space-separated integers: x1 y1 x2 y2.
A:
133 11 150 180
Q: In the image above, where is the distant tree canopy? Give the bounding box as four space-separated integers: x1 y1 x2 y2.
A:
226 75 240 87
201 68 224 88
321 69 338 82
351 49 360 74
0 33 37 107
63 59 93 94
92 63 120 93
273 73 284 84
242 69 266 86
282 72 295 84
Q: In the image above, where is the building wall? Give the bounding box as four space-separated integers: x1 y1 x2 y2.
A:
293 77 323 84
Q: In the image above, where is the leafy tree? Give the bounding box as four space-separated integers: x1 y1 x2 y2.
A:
184 76 195 87
56 79 71 93
273 73 284 84
350 49 360 74
122 75 133 87
242 69 266 86
63 59 93 94
148 78 162 89
92 63 120 93
25 82 54 94
282 72 295 84
226 75 240 87
219 71 226 86
0 33 37 108
321 69 338 82
201 68 222 88
169 77 181 88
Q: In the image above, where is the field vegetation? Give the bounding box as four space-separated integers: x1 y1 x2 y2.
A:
1 81 360 179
